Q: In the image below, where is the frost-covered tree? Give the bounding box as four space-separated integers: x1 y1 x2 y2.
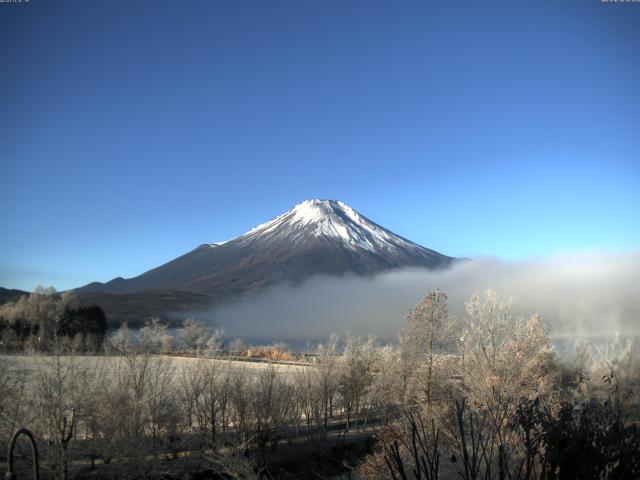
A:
179 318 210 352
0 286 59 349
0 288 106 351
458 289 555 446
338 333 378 430
404 289 457 403
584 335 640 405
138 317 168 352
251 366 294 449
160 333 174 353
362 290 560 480
107 322 137 353
29 344 106 480
369 344 406 423
230 338 247 356
315 334 340 430
206 328 227 355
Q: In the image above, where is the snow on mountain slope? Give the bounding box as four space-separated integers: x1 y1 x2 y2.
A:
210 199 428 253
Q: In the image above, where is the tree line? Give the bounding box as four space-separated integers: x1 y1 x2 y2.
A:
0 287 108 352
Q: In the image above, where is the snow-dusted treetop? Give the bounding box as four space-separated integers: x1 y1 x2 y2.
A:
208 199 425 253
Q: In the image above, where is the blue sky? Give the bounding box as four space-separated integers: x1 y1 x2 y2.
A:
1 0 639 292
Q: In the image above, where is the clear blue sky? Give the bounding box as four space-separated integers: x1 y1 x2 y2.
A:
1 0 639 292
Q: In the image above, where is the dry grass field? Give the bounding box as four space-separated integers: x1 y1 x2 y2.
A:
1 353 309 377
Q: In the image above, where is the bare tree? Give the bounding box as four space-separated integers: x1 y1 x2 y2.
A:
231 338 247 356
0 356 36 463
180 357 222 451
370 345 405 424
0 286 59 350
251 366 293 450
31 346 103 480
206 328 227 356
459 291 554 440
338 333 377 431
138 317 169 353
315 334 340 431
179 318 210 352
404 290 457 404
107 322 137 354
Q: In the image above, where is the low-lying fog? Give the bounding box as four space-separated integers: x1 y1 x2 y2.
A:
190 251 640 345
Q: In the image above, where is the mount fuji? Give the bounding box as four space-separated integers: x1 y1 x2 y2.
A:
76 199 455 324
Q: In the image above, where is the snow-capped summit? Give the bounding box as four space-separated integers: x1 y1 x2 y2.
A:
211 199 433 255
77 199 454 298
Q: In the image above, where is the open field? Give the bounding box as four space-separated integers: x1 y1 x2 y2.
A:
0 353 309 378
0 349 380 479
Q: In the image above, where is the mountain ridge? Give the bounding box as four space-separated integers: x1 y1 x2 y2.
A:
77 199 454 296
72 199 456 325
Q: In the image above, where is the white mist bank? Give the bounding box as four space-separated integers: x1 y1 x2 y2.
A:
193 251 640 342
